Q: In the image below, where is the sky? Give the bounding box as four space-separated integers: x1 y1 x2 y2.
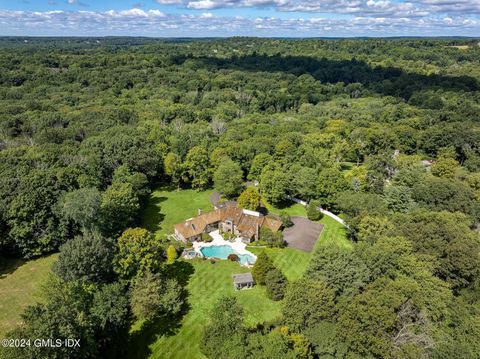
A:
0 0 479 37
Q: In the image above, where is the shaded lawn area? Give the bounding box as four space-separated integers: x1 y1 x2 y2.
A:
0 254 58 337
129 259 283 359
142 185 213 239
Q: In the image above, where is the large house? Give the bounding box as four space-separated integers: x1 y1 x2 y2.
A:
174 203 282 243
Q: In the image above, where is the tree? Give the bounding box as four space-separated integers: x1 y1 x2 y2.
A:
201 296 246 359
53 232 115 284
412 177 478 220
279 212 293 227
131 271 183 321
259 227 285 247
316 167 348 209
58 187 101 231
6 169 70 258
248 153 272 180
237 187 262 211
114 228 163 279
431 149 461 179
184 146 212 189
282 278 335 332
166 245 178 264
90 282 131 358
3 277 98 359
384 185 413 213
259 164 290 205
213 158 243 198
265 267 288 301
100 182 139 237
252 251 275 285
164 152 183 190
112 165 150 201
292 166 317 201
393 210 480 289
306 201 323 221
307 244 370 297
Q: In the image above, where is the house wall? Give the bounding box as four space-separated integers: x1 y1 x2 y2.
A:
174 229 186 242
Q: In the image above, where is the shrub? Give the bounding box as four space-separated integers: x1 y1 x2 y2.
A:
228 253 239 262
280 212 293 228
201 233 213 242
260 227 286 248
166 245 178 264
307 201 323 221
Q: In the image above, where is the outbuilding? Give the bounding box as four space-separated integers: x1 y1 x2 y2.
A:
232 273 255 290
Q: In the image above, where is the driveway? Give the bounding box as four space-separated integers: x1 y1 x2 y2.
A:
283 217 324 252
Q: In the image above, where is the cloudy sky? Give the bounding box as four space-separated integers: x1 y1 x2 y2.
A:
0 0 479 37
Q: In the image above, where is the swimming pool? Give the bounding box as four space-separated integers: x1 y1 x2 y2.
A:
199 245 256 266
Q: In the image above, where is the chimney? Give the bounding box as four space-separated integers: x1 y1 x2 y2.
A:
198 208 202 216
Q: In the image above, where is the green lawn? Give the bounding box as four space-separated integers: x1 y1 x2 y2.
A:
0 254 58 337
142 185 213 239
136 186 350 359
249 247 310 281
317 216 352 250
263 198 307 217
129 259 283 359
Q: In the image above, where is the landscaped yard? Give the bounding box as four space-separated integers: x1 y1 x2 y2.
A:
142 185 213 239
0 254 58 337
136 186 350 359
129 259 283 359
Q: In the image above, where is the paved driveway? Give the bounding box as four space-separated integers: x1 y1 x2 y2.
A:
283 216 324 252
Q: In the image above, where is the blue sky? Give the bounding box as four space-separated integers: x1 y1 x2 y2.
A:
0 0 479 37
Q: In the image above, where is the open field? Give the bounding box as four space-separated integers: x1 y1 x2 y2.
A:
0 254 57 337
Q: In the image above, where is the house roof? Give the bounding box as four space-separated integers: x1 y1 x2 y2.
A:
232 273 254 285
174 203 283 240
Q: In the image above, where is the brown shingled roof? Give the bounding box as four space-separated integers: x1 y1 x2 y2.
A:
174 203 283 240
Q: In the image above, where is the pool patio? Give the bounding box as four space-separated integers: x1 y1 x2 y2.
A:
192 230 257 266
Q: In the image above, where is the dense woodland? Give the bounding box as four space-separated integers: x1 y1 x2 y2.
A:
0 37 480 358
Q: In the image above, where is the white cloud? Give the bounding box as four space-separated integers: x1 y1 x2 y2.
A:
0 5 478 37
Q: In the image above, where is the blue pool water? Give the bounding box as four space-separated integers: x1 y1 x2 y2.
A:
199 245 256 265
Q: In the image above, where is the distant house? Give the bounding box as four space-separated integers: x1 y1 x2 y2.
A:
174 203 282 243
232 273 255 290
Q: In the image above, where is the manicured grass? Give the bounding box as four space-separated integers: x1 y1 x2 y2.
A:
263 200 307 217
248 247 310 281
136 187 350 359
317 215 352 250
130 259 282 359
0 254 58 337
142 185 213 239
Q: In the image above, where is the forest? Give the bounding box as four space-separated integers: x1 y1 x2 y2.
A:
0 37 479 358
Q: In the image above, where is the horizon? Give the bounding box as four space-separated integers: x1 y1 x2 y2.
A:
1 0 479 37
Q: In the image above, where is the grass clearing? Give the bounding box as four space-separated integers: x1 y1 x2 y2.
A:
142 185 213 239
317 215 352 250
0 254 57 337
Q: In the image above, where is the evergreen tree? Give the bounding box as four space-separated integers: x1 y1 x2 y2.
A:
252 251 275 285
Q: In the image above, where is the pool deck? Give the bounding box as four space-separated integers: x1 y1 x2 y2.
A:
192 230 257 264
